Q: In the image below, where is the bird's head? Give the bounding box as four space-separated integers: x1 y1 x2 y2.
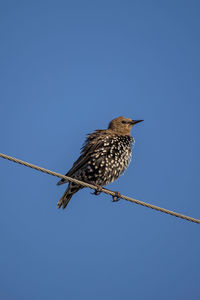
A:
108 116 143 135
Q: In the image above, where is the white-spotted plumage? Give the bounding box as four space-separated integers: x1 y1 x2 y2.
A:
57 116 143 209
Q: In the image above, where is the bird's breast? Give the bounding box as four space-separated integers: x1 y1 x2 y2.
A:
81 135 134 186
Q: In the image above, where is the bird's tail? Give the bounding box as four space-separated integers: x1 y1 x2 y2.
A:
57 182 82 209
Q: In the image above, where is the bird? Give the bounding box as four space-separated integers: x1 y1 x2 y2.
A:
57 116 143 209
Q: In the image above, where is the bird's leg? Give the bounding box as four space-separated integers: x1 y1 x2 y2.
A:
93 188 102 195
95 186 121 201
112 191 121 202
93 184 103 195
88 182 103 195
88 181 121 201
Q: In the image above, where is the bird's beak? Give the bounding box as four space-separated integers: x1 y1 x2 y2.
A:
131 120 144 125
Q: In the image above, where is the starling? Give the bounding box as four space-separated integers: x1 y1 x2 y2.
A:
57 116 143 209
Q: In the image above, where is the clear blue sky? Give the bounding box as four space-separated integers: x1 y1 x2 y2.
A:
0 1 200 299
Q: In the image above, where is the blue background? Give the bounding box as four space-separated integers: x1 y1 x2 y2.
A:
0 1 200 299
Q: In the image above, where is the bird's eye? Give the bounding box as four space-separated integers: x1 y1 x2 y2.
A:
121 120 126 124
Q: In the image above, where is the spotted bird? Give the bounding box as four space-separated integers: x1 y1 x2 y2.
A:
57 116 143 209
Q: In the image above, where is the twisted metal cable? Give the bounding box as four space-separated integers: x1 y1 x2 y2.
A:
0 152 199 224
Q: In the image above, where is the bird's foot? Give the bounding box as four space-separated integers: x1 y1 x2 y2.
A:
89 183 103 195
93 189 102 195
112 191 121 202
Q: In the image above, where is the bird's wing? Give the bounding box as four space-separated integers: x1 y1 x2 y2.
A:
57 130 109 185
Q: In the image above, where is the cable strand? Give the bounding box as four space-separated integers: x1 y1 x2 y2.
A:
0 152 199 224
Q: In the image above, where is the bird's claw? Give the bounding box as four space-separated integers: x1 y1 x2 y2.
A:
93 189 101 195
91 184 103 196
112 191 121 202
